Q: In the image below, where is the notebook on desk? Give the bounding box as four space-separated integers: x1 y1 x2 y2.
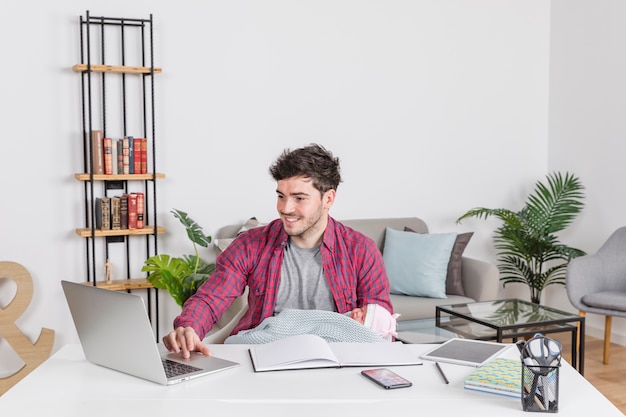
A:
61 280 239 385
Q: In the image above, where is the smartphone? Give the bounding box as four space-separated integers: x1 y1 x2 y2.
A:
361 368 412 389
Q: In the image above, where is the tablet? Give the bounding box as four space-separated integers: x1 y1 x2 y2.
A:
420 338 510 367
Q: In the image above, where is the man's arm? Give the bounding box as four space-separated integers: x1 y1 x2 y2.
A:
326 219 393 314
355 237 393 312
166 238 251 354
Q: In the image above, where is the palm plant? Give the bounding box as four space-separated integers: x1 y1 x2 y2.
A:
457 171 586 304
142 209 216 307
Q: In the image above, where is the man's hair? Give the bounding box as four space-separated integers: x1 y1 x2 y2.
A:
269 144 342 194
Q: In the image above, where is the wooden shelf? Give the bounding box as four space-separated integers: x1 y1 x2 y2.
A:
75 226 166 238
81 278 153 291
72 64 162 74
74 173 165 181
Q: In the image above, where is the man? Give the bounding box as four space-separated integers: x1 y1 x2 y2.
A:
163 144 392 358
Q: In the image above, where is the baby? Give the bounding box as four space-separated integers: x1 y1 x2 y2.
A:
348 304 400 341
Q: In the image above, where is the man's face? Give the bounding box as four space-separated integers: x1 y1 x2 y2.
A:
276 175 335 247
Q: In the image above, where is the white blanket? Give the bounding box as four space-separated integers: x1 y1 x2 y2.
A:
224 309 386 344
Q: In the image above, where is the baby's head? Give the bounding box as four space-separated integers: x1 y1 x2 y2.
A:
350 304 400 341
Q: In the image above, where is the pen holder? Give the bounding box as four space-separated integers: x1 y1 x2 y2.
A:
519 334 561 413
521 361 559 412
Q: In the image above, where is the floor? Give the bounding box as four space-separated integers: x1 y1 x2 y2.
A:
552 333 626 414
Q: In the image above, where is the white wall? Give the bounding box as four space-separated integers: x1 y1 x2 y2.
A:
549 0 626 344
2 0 582 376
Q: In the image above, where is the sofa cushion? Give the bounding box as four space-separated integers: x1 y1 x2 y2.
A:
214 217 265 252
582 291 626 312
404 227 472 297
383 227 456 299
390 293 475 321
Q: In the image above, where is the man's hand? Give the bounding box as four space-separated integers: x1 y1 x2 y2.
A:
162 327 211 359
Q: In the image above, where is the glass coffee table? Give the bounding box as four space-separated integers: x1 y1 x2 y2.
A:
433 299 585 374
397 298 585 374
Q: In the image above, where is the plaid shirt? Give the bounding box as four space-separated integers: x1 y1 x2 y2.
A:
173 216 392 339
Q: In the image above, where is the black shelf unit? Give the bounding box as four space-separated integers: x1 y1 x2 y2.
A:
73 11 163 337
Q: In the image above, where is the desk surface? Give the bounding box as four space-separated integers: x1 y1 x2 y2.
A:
1 343 622 416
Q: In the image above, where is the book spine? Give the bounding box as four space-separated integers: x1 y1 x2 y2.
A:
111 139 118 175
464 385 520 398
103 137 113 175
136 192 145 229
95 197 110 230
122 138 130 174
127 136 134 174
133 138 142 174
120 193 129 230
128 193 138 229
141 138 148 174
91 130 104 175
117 139 124 175
111 196 121 230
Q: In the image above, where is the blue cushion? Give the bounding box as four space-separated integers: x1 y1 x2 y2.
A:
382 227 457 298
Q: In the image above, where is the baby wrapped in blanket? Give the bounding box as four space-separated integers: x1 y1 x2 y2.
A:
224 304 399 344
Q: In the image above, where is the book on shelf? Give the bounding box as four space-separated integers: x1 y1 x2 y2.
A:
120 194 129 229
103 137 113 175
463 357 521 398
128 193 138 229
117 138 124 175
91 130 104 175
136 192 145 229
111 196 121 230
140 137 148 174
133 138 142 174
111 139 118 175
248 334 422 373
122 137 130 174
95 197 111 230
127 135 134 174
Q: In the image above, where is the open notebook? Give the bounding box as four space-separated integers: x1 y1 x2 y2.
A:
61 280 239 385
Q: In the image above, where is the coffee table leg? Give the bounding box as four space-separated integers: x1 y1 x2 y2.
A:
571 327 578 371
579 317 585 375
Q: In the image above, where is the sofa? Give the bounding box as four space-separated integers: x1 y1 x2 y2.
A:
203 217 499 343
341 217 499 320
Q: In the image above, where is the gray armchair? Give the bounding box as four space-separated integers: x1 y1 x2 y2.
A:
566 227 626 364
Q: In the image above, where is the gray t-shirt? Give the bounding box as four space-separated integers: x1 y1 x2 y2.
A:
274 239 336 314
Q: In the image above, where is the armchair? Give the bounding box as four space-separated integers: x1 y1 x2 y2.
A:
566 227 626 364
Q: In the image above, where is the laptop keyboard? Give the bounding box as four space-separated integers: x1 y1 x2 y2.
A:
162 358 203 378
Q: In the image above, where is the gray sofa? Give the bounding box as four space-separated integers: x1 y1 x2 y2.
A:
341 217 499 321
203 217 499 343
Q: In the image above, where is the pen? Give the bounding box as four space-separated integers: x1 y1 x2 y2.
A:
435 362 449 384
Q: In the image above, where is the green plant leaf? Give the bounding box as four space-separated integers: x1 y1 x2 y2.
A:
142 209 217 307
171 209 212 248
457 171 586 304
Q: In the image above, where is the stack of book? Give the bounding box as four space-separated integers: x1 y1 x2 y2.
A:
91 130 148 175
463 357 521 398
95 192 144 231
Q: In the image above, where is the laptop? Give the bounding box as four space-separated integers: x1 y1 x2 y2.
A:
61 280 239 385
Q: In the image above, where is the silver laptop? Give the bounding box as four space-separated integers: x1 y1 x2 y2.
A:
61 280 239 385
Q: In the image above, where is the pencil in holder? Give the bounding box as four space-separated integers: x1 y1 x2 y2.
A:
519 333 562 413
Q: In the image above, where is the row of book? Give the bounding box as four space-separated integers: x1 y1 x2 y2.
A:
95 192 145 230
91 130 149 175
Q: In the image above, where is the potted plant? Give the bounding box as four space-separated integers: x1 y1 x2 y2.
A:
142 209 216 307
456 171 586 304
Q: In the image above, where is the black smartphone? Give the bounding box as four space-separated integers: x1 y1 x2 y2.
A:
361 368 412 389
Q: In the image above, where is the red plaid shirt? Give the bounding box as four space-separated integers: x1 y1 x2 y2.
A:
173 216 392 339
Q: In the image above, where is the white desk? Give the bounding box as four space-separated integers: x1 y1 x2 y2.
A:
1 343 623 416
